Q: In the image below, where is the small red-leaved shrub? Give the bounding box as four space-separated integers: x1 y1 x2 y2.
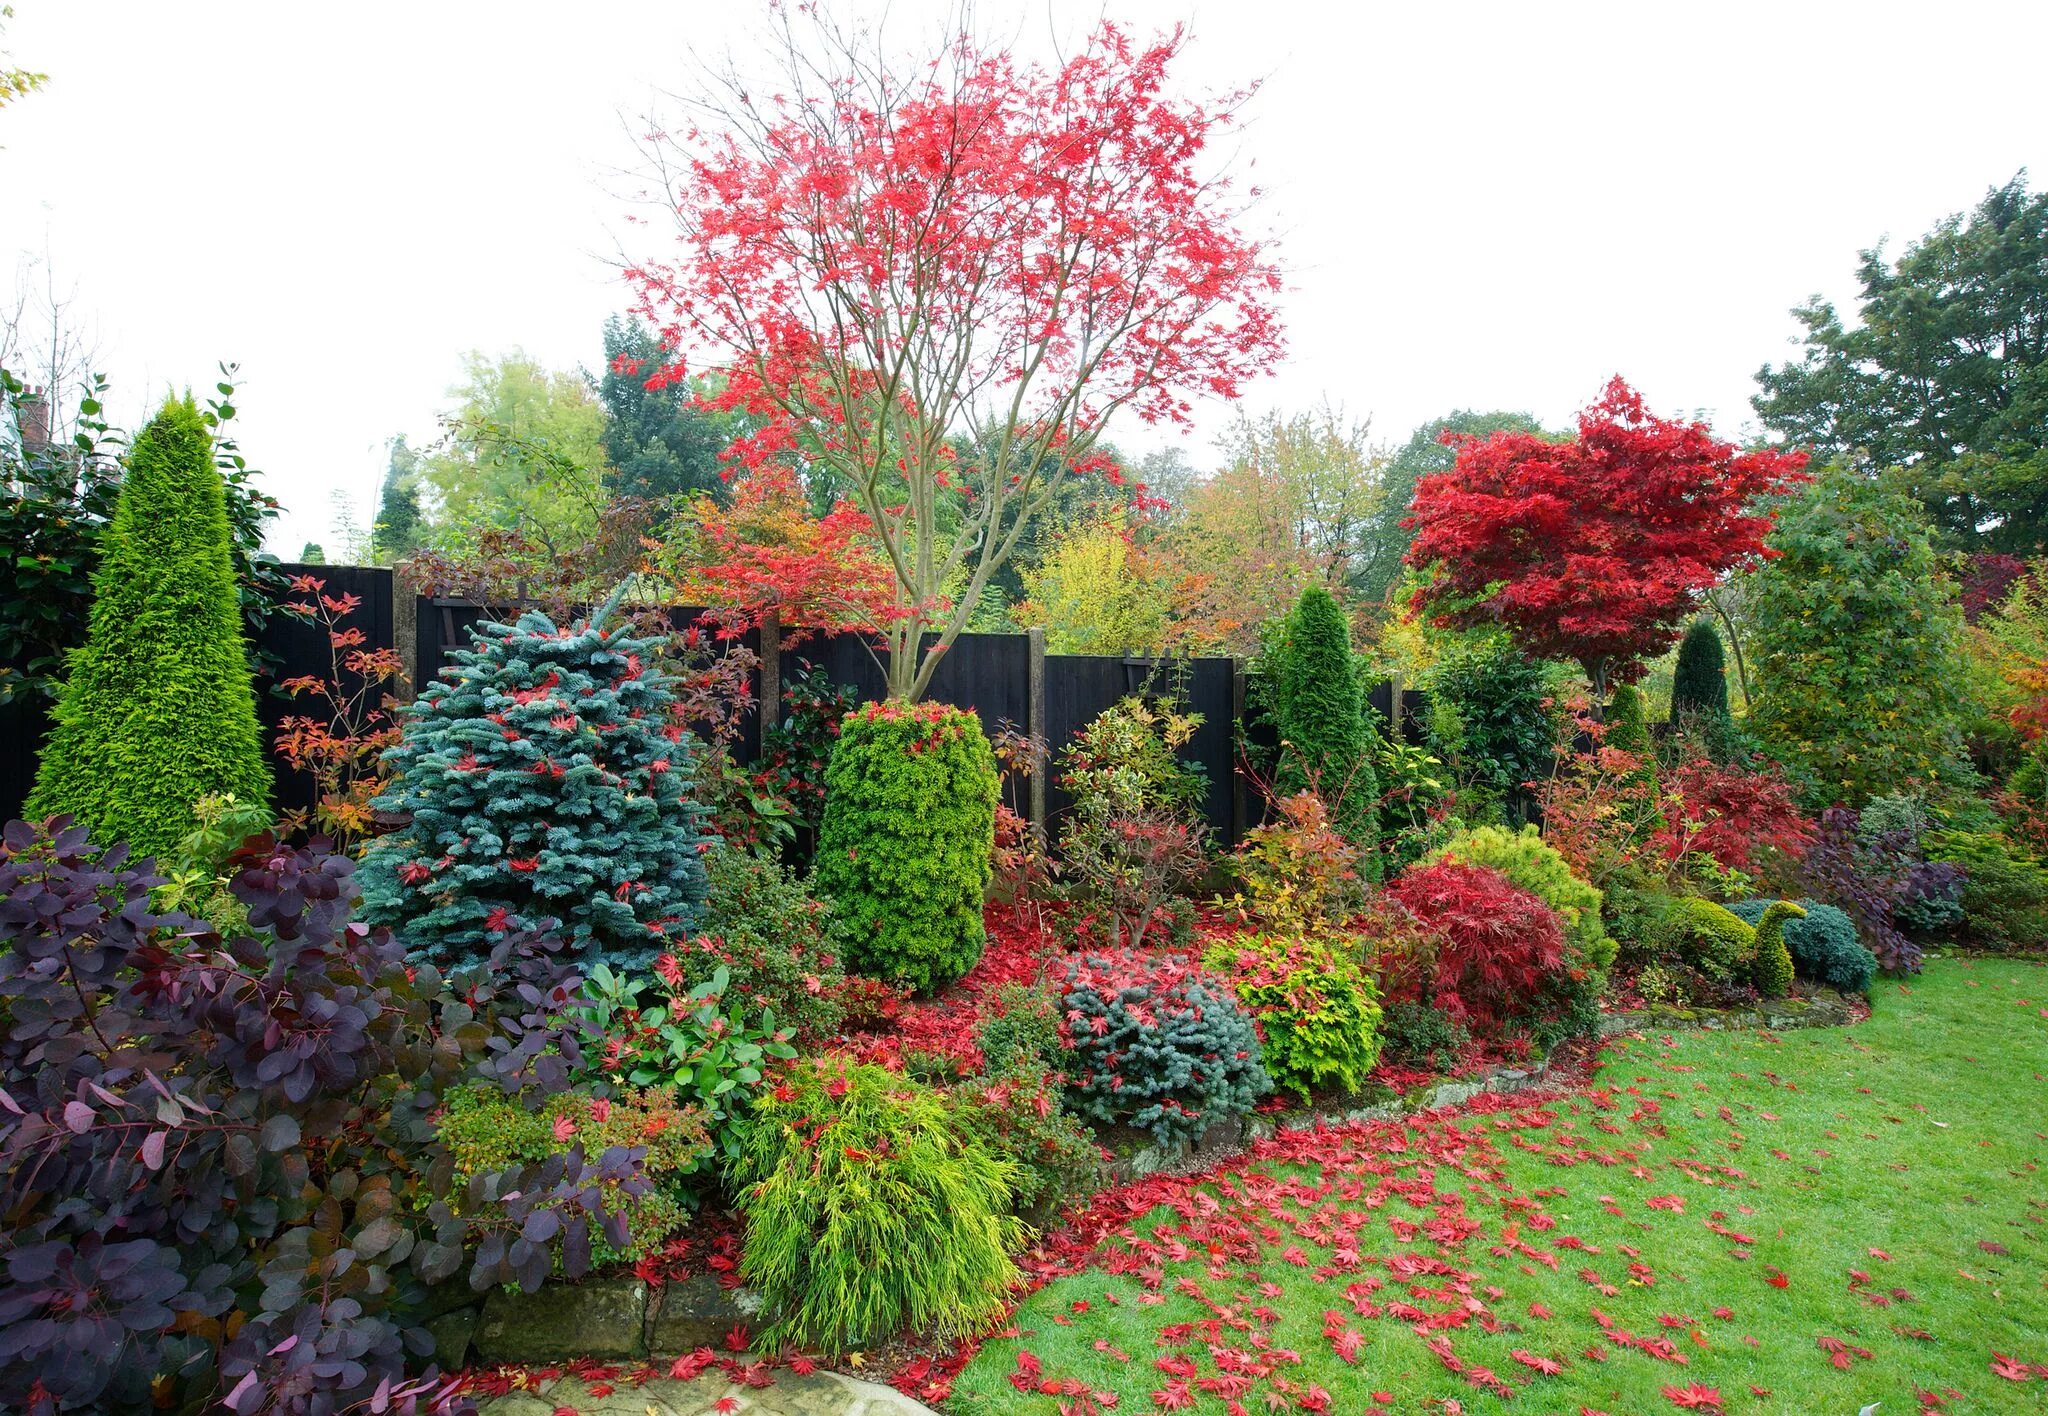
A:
1385 860 1567 1035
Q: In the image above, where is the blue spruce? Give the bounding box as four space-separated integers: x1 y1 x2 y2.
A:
358 592 707 971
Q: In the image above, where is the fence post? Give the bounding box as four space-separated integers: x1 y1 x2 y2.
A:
758 608 782 758
1230 656 1247 849
391 558 421 701
1026 626 1048 843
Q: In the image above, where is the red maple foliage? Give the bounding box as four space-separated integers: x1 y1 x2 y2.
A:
625 17 1283 698
1385 860 1569 1036
1405 378 1807 692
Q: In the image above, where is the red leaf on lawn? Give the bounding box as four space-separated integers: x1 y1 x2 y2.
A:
1151 1381 1193 1409
1509 1349 1566 1375
1989 1353 2034 1381
1978 1240 2012 1257
1660 1383 1723 1411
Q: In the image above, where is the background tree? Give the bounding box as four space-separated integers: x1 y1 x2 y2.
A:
420 349 612 559
1753 172 2048 551
627 13 1283 700
596 314 751 503
0 5 46 115
1355 409 1550 613
1406 377 1807 696
369 434 424 563
1272 584 1380 857
27 397 270 856
1013 514 1171 655
1744 467 1967 807
1670 618 1731 721
296 540 325 563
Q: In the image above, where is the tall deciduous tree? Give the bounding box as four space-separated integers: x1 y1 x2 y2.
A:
1014 513 1171 655
1405 378 1807 696
596 314 751 503
1754 173 2048 551
370 434 424 563
626 14 1283 699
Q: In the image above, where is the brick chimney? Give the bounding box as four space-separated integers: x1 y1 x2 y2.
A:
16 386 50 454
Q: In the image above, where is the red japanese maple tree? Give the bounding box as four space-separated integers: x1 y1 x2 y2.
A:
1404 378 1807 695
625 14 1283 699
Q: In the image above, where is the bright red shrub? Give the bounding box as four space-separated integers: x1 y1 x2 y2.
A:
1385 861 1568 1035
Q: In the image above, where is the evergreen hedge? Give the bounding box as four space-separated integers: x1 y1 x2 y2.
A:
26 397 270 857
356 593 708 971
1273 585 1380 859
814 700 998 993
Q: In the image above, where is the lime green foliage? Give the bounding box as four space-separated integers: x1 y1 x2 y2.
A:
1424 824 1611 970
815 701 999 993
1272 586 1380 859
1658 895 1756 981
436 1084 711 1267
730 1060 1023 1355
955 961 2048 1415
1745 470 1967 807
1751 899 1803 997
1729 897 1876 993
27 398 270 856
1669 618 1731 721
1926 829 2048 949
1203 932 1384 1100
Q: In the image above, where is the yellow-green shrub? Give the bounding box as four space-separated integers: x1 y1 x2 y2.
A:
1204 931 1383 1099
1657 896 1756 982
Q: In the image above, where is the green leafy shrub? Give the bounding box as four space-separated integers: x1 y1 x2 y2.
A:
1657 896 1756 982
1058 951 1271 1146
975 980 1066 1073
1423 637 1554 827
436 1084 712 1267
946 1060 1100 1217
1670 619 1730 720
816 700 999 993
730 1059 1023 1355
1423 823 1611 970
151 792 271 931
1729 897 1876 993
1272 585 1380 855
1378 1000 1468 1071
358 591 709 972
1750 899 1802 998
692 843 845 1040
1926 829 2048 949
26 397 271 858
1203 931 1384 1099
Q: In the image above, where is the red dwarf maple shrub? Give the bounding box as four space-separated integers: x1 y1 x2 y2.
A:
627 17 1283 699
1385 860 1569 1037
273 573 407 852
1406 378 1807 694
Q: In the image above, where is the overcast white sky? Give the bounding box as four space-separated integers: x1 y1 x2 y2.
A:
3 0 2043 554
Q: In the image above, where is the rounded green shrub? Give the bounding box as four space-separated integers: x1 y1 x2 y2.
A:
27 397 270 858
1203 931 1384 1100
1728 897 1875 993
357 594 708 972
730 1059 1022 1355
1657 896 1755 982
1272 585 1380 860
1423 823 1611 970
1750 899 1802 998
1926 829 2048 950
693 843 845 1040
815 700 999 993
1670 619 1731 721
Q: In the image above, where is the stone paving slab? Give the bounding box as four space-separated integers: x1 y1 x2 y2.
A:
477 1370 937 1416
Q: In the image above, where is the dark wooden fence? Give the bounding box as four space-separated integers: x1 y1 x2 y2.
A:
4 563 1426 849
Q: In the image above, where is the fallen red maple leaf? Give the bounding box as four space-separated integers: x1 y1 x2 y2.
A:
1661 1383 1723 1410
1989 1353 2035 1381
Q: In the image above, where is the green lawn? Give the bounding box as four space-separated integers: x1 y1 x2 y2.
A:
951 960 2048 1415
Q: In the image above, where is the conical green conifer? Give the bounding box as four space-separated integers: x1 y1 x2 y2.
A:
26 396 270 856
1273 585 1380 865
1671 619 1731 721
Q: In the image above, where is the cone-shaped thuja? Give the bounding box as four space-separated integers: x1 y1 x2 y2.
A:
27 396 270 856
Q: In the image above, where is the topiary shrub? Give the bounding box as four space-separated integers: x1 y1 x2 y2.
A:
1729 897 1876 993
1423 823 1611 970
815 700 999 993
1383 860 1569 1038
1203 931 1384 1100
1057 951 1270 1147
730 1059 1022 1355
690 843 845 1040
1272 585 1380 858
437 1083 712 1267
1670 619 1730 721
26 397 271 859
358 595 709 973
1749 900 1802 998
1656 896 1756 982
1926 829 2048 950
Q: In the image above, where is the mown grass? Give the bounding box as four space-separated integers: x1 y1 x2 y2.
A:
951 959 2048 1415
